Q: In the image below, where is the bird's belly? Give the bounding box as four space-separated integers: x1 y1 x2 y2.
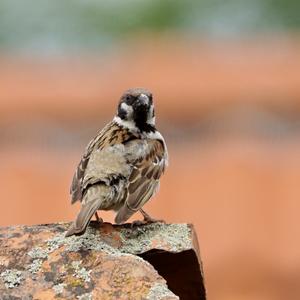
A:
98 181 127 211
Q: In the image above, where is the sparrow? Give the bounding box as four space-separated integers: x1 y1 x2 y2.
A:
65 88 168 237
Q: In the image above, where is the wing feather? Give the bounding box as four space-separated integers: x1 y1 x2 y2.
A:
115 139 167 224
70 122 134 203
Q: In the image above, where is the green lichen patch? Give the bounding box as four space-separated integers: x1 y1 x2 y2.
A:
65 229 120 255
77 292 92 300
119 223 192 254
31 223 192 259
46 233 66 252
28 247 48 259
52 282 66 295
71 261 91 283
0 269 23 289
147 282 179 300
67 277 84 288
28 259 43 274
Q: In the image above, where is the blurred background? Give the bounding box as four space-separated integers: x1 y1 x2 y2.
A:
1 0 300 299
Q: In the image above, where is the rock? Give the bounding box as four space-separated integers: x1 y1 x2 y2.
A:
0 222 206 300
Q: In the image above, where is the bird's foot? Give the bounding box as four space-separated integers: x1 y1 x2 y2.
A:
130 218 165 228
95 212 103 224
143 216 166 224
130 209 165 228
131 220 147 227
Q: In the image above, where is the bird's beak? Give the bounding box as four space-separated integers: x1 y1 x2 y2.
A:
138 94 149 106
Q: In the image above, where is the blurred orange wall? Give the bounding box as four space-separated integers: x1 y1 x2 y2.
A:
1 37 300 300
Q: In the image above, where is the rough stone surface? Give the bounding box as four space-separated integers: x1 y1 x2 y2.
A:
0 222 205 299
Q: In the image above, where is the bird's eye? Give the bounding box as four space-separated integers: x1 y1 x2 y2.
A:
125 95 135 105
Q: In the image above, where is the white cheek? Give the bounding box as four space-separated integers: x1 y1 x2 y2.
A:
121 102 133 117
113 116 138 131
147 105 155 125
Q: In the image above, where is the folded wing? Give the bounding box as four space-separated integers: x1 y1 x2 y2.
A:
115 138 167 224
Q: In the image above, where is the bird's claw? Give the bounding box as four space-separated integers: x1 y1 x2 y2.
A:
95 212 103 224
131 218 165 228
139 209 165 225
131 220 147 228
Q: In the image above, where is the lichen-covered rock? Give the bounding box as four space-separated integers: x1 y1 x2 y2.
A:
0 222 205 299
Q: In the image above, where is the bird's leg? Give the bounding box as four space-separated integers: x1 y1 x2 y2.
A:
131 209 165 227
95 211 103 224
140 209 165 224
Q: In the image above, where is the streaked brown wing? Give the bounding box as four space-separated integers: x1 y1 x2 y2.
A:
115 139 167 224
70 121 134 203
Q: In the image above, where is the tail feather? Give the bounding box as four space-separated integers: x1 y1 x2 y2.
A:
65 199 100 237
114 204 135 225
115 183 155 224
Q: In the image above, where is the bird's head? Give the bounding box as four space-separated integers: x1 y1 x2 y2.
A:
116 88 155 132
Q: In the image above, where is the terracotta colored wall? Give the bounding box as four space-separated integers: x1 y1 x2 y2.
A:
1 38 300 300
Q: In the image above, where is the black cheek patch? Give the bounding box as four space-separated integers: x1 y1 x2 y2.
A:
149 95 153 104
117 106 127 119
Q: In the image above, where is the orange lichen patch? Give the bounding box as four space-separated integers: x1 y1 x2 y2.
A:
100 222 115 234
32 230 57 243
63 251 81 262
111 232 123 246
92 255 155 299
83 251 105 269
40 261 51 274
41 246 67 273
33 289 58 300
102 232 122 248
0 256 10 267
98 223 123 248
5 232 31 250
150 239 160 249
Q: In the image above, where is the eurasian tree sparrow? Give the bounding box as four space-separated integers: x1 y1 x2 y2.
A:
66 88 168 237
